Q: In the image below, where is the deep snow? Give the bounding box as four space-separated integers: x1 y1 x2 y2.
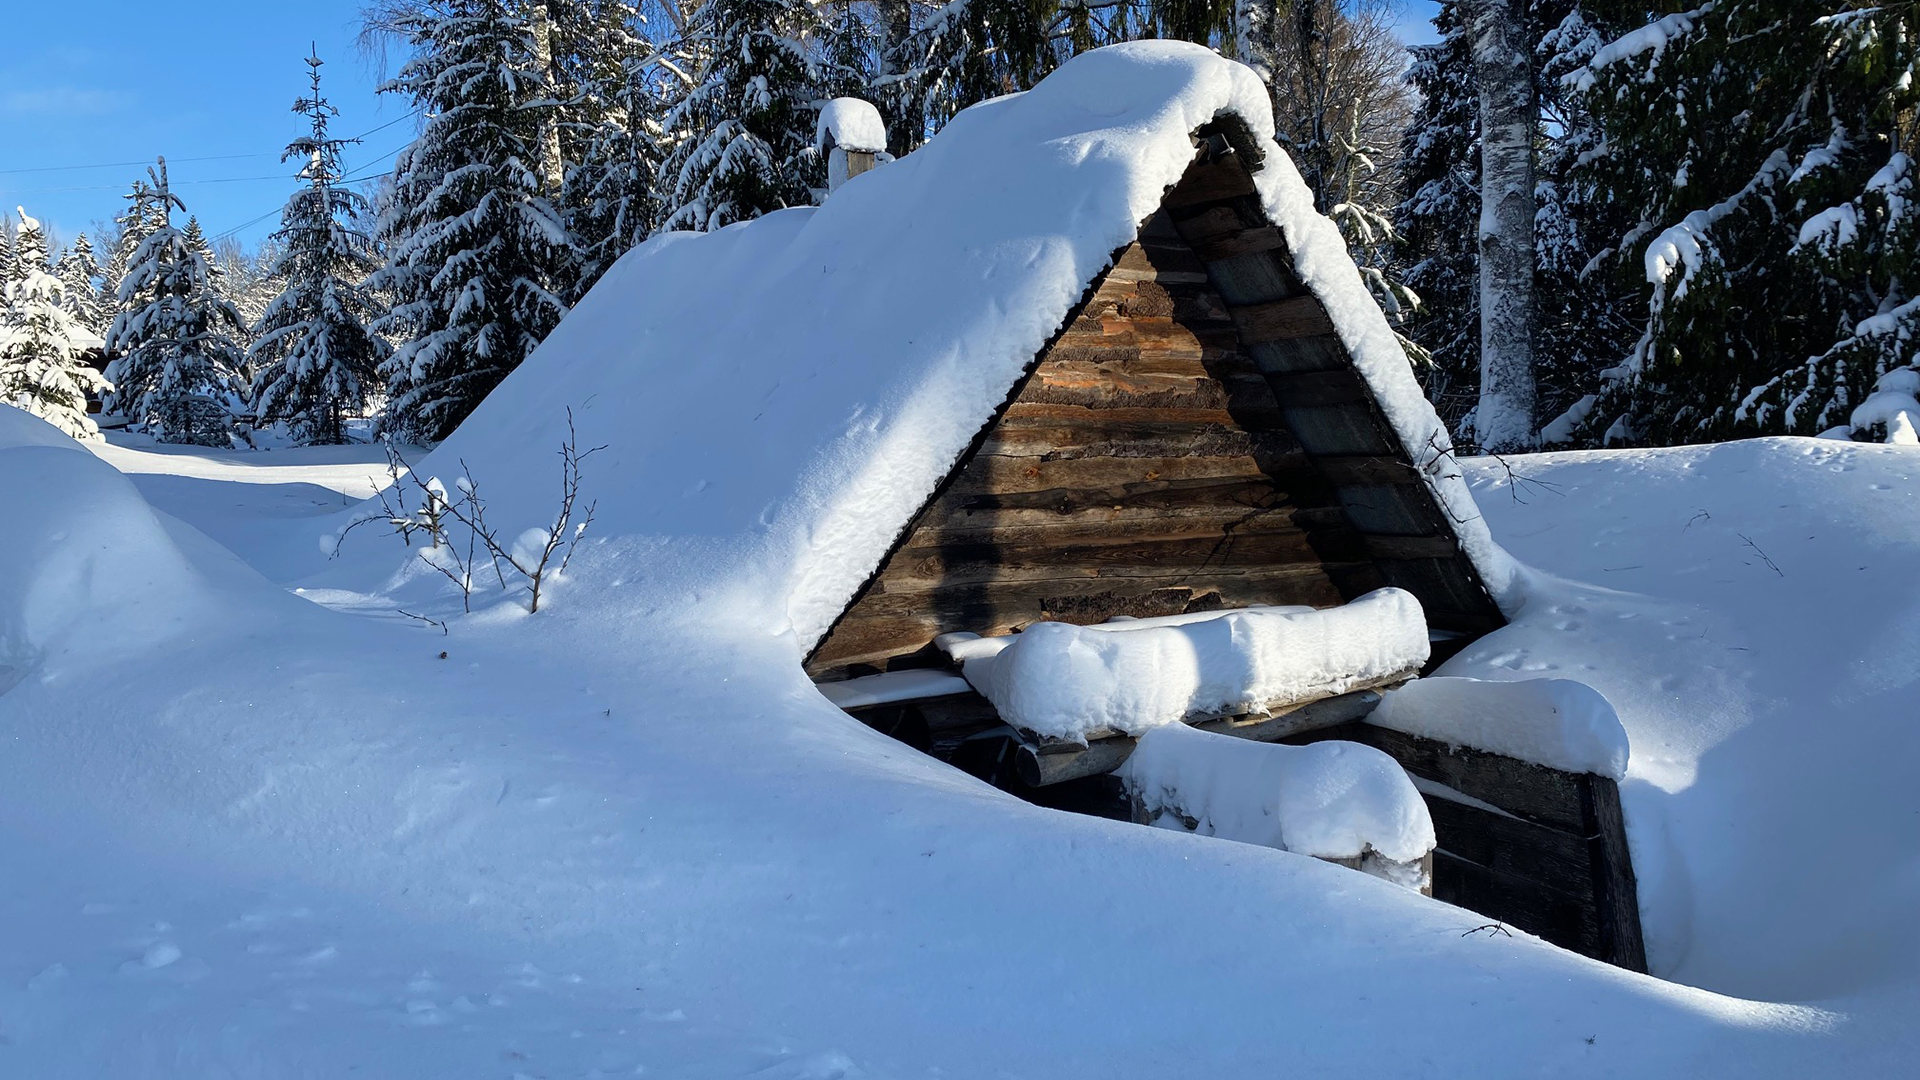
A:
0 422 1915 1078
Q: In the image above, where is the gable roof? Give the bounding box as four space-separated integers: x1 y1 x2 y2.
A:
416 41 1519 649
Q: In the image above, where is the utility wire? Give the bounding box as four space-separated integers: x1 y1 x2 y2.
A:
0 108 421 178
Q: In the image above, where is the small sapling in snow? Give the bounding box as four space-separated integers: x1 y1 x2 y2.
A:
336 408 606 614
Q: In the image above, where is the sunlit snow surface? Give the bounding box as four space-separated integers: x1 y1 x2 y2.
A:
0 415 1913 1077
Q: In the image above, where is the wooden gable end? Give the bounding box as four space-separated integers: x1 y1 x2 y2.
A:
806 135 1504 681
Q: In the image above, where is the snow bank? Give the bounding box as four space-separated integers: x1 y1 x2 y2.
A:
388 41 1516 653
962 589 1428 741
1122 722 1435 866
1369 676 1630 779
0 405 202 676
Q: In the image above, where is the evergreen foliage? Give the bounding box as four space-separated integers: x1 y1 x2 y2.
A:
1570 0 1920 444
373 0 577 442
102 161 248 446
54 232 108 337
249 49 393 445
654 0 838 232
0 210 110 440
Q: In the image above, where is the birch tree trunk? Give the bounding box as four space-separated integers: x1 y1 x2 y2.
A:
530 2 567 199
1471 0 1537 451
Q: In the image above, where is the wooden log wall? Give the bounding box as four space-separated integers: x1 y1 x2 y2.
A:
1285 722 1647 972
807 130 1503 680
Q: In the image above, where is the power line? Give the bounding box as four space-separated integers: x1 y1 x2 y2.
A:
0 108 420 178
207 140 410 242
0 151 273 177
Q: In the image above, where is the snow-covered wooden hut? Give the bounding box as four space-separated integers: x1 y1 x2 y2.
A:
422 42 1637 969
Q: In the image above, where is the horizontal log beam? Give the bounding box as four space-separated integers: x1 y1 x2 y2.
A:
1363 534 1462 561
1312 454 1423 487
1015 681 1401 787
1232 296 1337 343
1161 158 1258 208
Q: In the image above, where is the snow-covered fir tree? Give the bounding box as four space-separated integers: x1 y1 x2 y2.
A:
1569 0 1920 445
373 0 577 441
0 209 110 439
54 232 108 337
103 159 249 446
655 0 838 232
553 0 661 292
249 49 393 445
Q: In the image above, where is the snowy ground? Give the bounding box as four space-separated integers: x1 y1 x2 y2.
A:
0 427 1915 1077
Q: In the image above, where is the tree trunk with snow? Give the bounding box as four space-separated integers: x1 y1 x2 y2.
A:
1470 0 1537 451
530 2 566 199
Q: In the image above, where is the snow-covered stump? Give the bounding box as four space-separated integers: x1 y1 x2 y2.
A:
1122 724 1436 894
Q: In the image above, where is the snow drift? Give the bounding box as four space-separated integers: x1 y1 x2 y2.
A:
0 405 203 681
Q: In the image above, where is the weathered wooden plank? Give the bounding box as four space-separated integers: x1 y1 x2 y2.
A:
1313 454 1423 487
1233 296 1338 343
1334 483 1451 536
1189 224 1288 262
1433 851 1602 957
880 531 1349 591
833 566 1350 624
1422 794 1595 888
919 473 1311 523
1015 683 1397 787
1198 250 1304 307
1582 775 1649 972
1243 334 1350 377
890 506 1325 551
1363 534 1461 561
1113 240 1206 277
1278 403 1403 457
1263 368 1374 408
1289 724 1591 833
941 452 1275 498
1161 157 1258 208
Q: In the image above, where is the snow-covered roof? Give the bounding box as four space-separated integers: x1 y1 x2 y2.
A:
418 41 1517 652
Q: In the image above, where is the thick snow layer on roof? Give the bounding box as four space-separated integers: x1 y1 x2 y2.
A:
377 41 1514 657
1123 723 1435 864
1370 676 1630 779
961 588 1429 741
814 97 887 153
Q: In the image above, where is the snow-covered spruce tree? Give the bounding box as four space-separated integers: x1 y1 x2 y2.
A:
0 210 110 439
553 0 662 292
655 0 839 232
1571 1 1920 445
103 160 248 446
249 49 393 445
54 232 108 337
374 0 576 441
1395 0 1635 441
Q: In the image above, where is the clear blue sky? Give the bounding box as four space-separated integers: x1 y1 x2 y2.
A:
0 1 1441 252
0 2 399 250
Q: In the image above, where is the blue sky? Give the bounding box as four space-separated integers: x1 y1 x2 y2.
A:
0 1 1440 251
